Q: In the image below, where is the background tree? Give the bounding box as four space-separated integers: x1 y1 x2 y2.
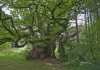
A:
63 0 100 70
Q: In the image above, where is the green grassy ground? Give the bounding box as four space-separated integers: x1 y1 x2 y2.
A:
0 55 67 70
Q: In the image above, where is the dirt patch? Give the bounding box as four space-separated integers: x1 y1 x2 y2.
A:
29 57 61 67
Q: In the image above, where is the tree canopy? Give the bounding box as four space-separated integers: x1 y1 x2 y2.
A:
0 0 85 46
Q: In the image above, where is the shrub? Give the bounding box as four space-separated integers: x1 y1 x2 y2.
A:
0 42 10 51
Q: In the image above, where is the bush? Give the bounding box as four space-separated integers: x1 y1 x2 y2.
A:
0 42 10 51
64 59 100 70
18 48 32 57
76 62 100 70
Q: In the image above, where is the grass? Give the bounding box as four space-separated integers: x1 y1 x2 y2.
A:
0 55 68 70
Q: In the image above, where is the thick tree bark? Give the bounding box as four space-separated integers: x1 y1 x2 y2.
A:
26 46 46 60
26 42 56 60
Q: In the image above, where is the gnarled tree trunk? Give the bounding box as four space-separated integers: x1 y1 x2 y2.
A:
26 46 46 60
26 43 56 60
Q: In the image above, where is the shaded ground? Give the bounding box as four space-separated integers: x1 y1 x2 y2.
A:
32 57 61 67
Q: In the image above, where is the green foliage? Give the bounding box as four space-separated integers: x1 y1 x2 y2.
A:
0 0 85 46
18 48 32 57
0 49 18 56
76 62 100 70
34 42 45 47
0 42 10 51
64 60 100 70
0 47 31 57
63 21 100 70
63 57 80 69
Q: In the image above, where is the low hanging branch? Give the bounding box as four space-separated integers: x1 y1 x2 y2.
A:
0 7 23 46
0 8 14 35
15 41 27 48
0 38 13 45
0 7 20 37
1 16 21 38
14 37 27 48
1 20 15 36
